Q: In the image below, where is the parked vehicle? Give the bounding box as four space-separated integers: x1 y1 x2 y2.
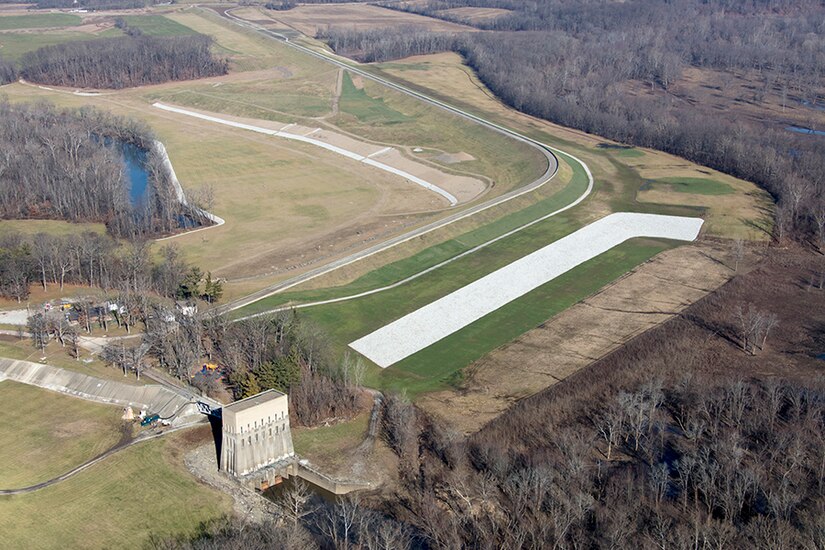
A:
140 414 160 427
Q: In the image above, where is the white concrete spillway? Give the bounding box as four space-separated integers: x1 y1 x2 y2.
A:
349 212 704 368
152 103 458 206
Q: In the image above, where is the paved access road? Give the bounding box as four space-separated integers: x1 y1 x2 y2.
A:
213 8 603 316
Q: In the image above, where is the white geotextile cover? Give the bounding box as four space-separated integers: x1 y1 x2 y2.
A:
349 212 704 368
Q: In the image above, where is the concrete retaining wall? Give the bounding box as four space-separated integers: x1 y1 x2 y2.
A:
0 358 201 425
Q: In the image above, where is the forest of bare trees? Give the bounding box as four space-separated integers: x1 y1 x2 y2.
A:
19 34 227 89
322 0 825 244
0 229 217 302
0 102 211 237
196 312 364 426
0 54 15 85
158 248 825 549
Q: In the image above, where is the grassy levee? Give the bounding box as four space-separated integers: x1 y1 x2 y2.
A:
647 177 735 195
220 32 767 396
232 150 702 394
0 381 122 488
232 152 591 316
0 432 232 549
0 13 82 31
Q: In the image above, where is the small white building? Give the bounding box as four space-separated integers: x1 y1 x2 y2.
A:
220 389 294 477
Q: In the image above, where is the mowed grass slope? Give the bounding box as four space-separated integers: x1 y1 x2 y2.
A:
339 71 411 124
333 75 547 194
0 431 232 550
0 381 122 488
234 153 592 317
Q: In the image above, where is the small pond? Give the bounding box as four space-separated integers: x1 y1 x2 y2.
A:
118 141 150 205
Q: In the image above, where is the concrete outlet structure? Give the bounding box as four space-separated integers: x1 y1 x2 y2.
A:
220 389 294 477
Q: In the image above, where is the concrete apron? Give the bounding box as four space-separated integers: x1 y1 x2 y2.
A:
0 358 202 426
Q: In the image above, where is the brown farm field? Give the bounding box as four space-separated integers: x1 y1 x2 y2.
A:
251 3 473 36
436 6 513 24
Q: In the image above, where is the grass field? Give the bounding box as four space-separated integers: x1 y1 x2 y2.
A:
0 28 122 61
148 76 336 119
120 15 196 36
0 429 232 549
0 219 106 237
293 411 369 462
0 13 81 31
0 381 123 488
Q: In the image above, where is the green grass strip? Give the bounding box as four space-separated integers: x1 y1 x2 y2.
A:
0 14 81 31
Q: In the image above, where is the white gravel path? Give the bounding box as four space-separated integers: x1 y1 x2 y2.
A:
349 212 704 368
152 103 459 206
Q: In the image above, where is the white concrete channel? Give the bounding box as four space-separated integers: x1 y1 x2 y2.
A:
152 103 459 206
350 213 704 368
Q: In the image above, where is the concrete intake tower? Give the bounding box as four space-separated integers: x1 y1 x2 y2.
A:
220 389 294 477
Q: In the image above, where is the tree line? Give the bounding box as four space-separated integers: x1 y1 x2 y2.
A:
5 226 363 426
0 101 212 238
18 33 227 90
0 230 219 303
323 0 825 244
96 307 364 426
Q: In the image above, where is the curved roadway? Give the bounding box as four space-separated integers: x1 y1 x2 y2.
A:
211 8 594 315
